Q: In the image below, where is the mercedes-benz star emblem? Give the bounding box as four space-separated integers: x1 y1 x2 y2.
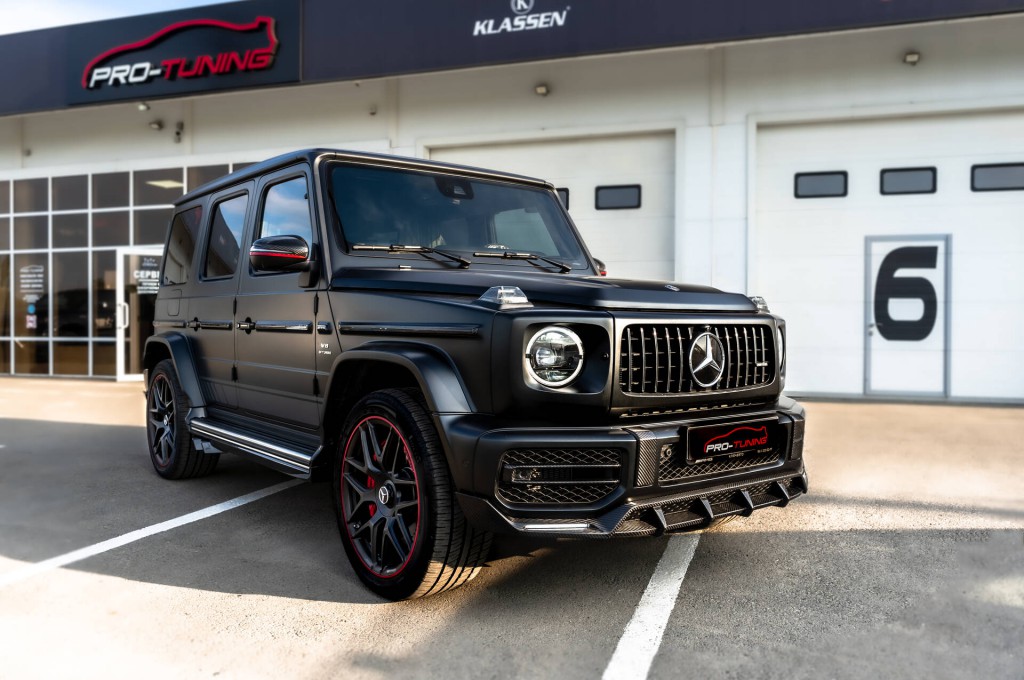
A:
689 332 726 388
377 486 391 506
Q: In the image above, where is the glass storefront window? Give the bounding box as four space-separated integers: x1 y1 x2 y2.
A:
14 178 48 213
14 252 48 337
92 250 116 338
0 161 248 376
188 165 229 191
54 251 88 337
134 168 184 206
53 175 88 211
14 215 48 250
53 213 88 249
14 341 49 374
93 342 115 376
134 208 172 245
54 341 89 375
92 172 129 209
93 211 129 247
0 254 10 337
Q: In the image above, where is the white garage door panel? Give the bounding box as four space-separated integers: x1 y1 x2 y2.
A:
431 133 675 281
757 112 1024 399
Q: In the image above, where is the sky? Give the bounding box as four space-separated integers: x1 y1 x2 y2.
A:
0 0 236 35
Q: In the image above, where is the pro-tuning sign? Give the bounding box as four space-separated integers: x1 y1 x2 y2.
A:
67 0 299 105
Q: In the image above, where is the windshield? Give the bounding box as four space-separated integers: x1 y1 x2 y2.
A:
330 163 587 269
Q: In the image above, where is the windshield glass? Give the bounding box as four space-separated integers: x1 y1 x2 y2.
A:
330 163 587 269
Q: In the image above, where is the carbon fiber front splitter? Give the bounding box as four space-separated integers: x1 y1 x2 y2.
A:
456 468 808 538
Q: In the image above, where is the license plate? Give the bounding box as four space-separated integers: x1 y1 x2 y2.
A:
686 418 780 464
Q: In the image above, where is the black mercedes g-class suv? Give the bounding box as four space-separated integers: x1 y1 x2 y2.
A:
144 149 807 600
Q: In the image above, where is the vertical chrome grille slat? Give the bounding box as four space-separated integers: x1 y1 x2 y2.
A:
618 323 775 395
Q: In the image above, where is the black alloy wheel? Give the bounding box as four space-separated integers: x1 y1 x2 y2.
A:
340 414 421 578
146 359 218 479
334 389 492 600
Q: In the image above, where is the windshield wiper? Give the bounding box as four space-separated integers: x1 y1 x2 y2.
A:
472 250 572 273
352 244 471 268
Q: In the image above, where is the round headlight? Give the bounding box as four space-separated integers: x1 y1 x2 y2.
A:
777 325 786 375
525 326 584 388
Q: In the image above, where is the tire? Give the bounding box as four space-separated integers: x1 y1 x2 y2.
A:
146 359 219 479
333 388 492 600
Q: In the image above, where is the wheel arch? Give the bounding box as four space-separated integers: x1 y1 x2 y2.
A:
143 334 205 409
319 343 476 482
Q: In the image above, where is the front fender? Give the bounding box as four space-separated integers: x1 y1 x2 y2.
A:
329 341 475 414
144 333 205 410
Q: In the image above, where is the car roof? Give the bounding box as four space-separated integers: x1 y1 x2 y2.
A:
175 148 554 206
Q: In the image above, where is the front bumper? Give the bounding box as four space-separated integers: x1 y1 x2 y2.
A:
445 396 808 537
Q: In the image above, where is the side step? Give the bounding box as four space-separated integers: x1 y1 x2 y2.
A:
190 418 320 478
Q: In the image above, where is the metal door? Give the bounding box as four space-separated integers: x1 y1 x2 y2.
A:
865 235 951 397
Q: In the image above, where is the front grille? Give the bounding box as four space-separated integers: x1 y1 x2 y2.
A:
497 448 623 506
619 324 775 395
659 449 783 484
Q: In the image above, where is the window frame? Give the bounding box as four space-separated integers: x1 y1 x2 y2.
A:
880 166 937 196
971 162 1024 192
555 187 570 211
199 187 251 282
249 167 316 278
595 184 642 210
794 171 848 199
160 202 204 287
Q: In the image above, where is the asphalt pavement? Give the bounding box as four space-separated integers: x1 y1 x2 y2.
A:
0 378 1020 680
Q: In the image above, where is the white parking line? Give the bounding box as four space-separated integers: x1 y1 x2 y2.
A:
602 534 701 680
0 479 303 589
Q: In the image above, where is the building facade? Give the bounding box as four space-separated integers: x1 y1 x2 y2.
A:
1 0 1022 401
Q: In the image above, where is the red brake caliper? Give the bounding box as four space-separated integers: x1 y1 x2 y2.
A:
367 477 377 517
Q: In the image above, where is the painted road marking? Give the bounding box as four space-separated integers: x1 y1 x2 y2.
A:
0 479 302 589
602 534 701 680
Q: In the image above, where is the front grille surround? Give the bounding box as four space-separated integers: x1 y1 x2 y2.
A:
617 321 777 397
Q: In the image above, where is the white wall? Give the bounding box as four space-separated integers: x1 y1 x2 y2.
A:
2 13 1023 291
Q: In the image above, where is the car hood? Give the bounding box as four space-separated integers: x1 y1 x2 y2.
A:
330 267 757 312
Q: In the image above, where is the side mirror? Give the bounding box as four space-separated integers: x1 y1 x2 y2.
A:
250 235 310 273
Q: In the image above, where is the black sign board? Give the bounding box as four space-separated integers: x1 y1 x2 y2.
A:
67 0 299 105
303 0 1024 83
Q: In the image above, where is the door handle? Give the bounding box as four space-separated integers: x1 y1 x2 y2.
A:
237 319 254 332
117 301 130 330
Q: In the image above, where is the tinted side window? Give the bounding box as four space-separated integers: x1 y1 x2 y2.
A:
203 194 248 279
163 206 202 285
259 177 313 245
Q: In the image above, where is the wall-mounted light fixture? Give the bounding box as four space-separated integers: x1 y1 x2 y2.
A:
174 121 184 143
149 120 164 131
534 83 550 97
903 50 921 66
137 102 151 112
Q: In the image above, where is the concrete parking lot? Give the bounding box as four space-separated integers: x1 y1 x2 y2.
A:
0 378 1021 680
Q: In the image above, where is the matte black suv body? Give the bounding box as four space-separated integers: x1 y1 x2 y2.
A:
144 149 807 599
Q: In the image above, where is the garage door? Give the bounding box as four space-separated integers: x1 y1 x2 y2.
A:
755 112 1024 399
431 133 675 281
